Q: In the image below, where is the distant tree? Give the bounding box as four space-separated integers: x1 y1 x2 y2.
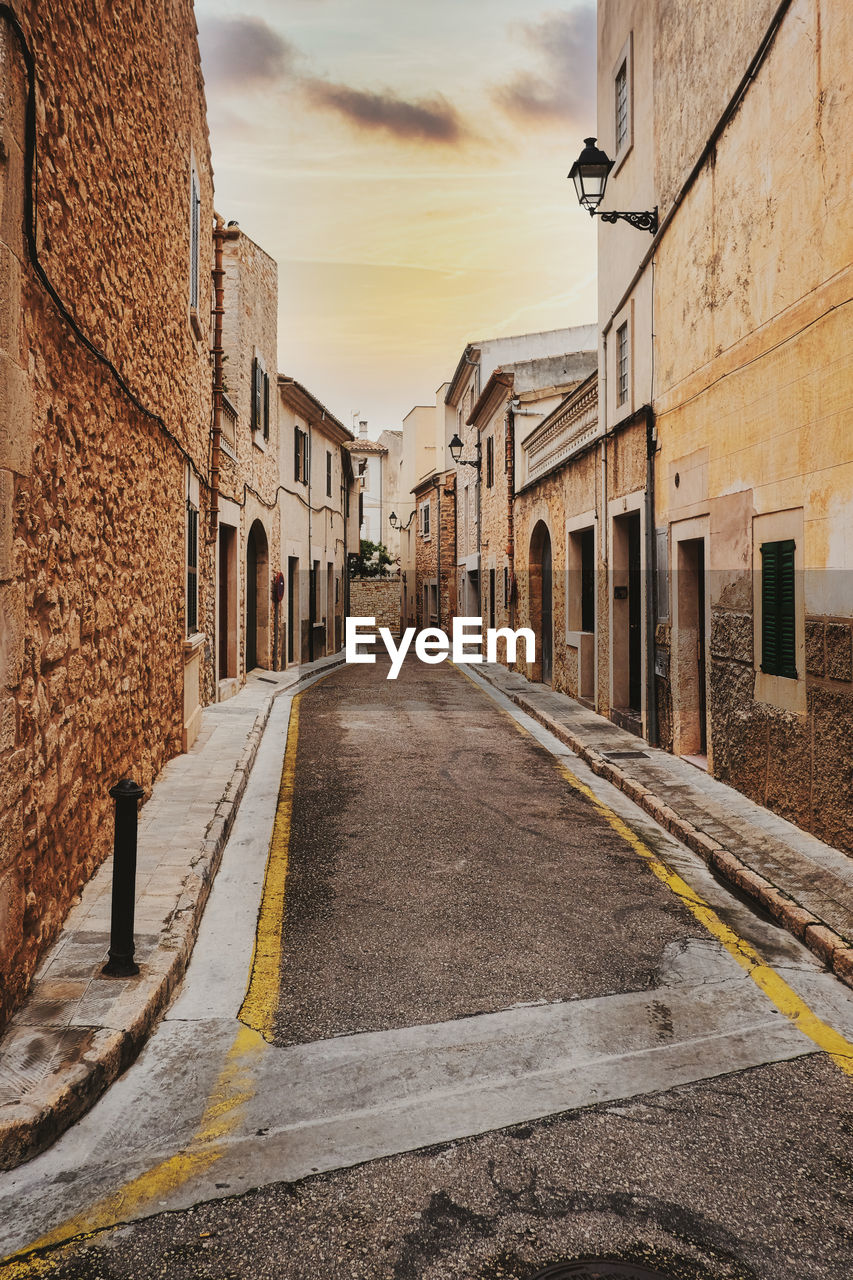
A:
350 539 394 578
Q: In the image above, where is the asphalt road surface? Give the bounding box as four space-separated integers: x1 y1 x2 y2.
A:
1 658 852 1280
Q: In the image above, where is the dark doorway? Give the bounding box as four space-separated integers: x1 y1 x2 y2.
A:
676 537 708 758
246 520 269 672
529 521 553 685
489 568 496 630
580 527 595 633
627 511 641 712
247 531 257 671
287 556 298 666
218 524 236 680
542 531 553 684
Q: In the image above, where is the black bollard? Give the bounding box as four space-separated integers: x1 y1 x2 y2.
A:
102 778 145 977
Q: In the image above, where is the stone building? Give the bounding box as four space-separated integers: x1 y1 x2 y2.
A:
347 426 403 560
591 0 853 847
471 347 597 681
215 226 282 695
412 470 457 631
278 378 358 665
399 385 454 631
0 1 215 1025
445 328 597 621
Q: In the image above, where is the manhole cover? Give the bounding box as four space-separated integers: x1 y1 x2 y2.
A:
601 750 649 760
531 1263 672 1280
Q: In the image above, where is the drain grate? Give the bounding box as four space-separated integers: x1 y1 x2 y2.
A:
601 750 649 760
531 1263 673 1280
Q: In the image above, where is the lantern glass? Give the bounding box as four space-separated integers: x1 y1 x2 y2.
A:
449 433 463 463
569 138 614 212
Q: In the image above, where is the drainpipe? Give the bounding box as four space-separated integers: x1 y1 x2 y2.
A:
209 216 240 542
645 406 658 747
436 476 441 629
308 422 314 660
598 331 608 714
506 401 515 628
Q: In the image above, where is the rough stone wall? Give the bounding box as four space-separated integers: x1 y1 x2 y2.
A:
349 577 401 635
709 590 853 854
220 232 281 678
414 474 456 629
514 449 599 698
478 404 511 630
652 0 853 851
0 2 214 1027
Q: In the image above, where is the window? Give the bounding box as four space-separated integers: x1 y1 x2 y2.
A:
419 499 431 538
615 61 628 153
221 394 237 454
616 322 629 406
568 525 596 634
580 528 595 632
190 165 201 311
612 34 632 164
294 426 309 484
760 540 797 678
251 356 269 439
486 435 494 489
186 499 199 635
326 450 332 498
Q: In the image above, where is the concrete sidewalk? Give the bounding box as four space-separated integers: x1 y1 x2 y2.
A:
0 654 342 1171
476 663 853 991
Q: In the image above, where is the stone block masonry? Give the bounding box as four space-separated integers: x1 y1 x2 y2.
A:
0 2 215 1029
349 577 401 636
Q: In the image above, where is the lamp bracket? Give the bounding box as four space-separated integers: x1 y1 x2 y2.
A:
595 207 658 234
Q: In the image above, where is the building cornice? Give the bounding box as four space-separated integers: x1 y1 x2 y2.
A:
468 369 514 430
278 376 353 442
521 373 599 488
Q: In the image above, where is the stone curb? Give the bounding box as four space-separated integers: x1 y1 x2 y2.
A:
476 668 853 995
0 658 344 1171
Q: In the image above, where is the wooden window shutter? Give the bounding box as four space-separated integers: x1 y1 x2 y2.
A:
294 426 301 480
263 372 270 439
778 539 797 678
302 430 309 485
761 539 797 678
190 171 200 309
250 358 258 432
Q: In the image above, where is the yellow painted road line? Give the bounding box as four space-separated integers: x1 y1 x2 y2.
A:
1 681 316 1272
453 662 853 1076
238 690 301 1040
0 1023 265 1276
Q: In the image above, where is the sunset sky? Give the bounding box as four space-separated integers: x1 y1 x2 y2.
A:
194 0 597 430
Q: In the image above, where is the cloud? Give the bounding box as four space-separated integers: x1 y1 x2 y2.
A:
302 81 466 145
495 5 596 125
198 16 296 90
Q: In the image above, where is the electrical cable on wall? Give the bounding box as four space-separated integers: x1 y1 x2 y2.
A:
0 4 207 486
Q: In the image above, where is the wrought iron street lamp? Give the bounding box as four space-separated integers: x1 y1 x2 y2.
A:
389 510 415 531
449 433 481 470
568 137 658 234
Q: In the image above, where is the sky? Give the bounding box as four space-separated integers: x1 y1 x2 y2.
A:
194 0 598 432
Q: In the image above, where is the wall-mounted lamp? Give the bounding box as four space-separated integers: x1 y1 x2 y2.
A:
389 510 415 531
568 137 658 234
449 433 481 470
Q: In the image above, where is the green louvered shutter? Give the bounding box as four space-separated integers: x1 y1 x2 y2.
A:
778 539 797 678
761 540 797 678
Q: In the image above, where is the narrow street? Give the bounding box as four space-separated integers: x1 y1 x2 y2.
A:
1 660 852 1279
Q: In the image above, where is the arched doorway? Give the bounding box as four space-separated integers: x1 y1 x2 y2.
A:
246 520 269 671
529 521 553 685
